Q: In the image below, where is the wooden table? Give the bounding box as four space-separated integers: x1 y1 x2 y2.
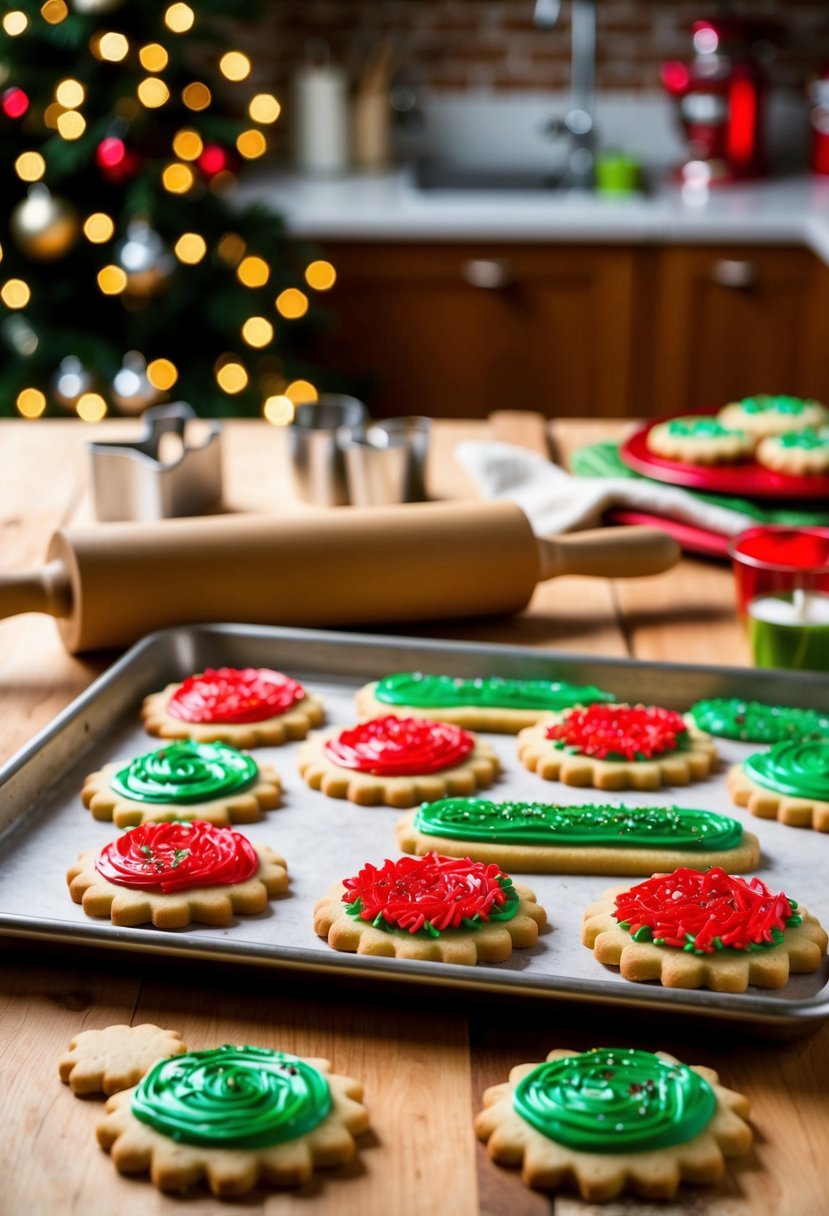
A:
0 417 825 1216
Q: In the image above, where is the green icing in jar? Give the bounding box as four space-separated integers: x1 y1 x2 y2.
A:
512 1048 716 1153
413 798 743 851
689 698 829 743
131 1046 332 1147
743 739 829 801
373 672 612 711
110 740 258 804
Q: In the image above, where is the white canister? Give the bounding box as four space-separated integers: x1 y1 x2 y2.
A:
292 64 350 175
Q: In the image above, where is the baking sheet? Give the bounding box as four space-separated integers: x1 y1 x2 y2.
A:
0 624 827 1028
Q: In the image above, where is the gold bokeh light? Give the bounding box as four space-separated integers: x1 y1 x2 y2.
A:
56 79 84 108
147 358 178 390
165 3 194 33
217 232 245 265
182 81 211 111
236 129 266 159
215 360 248 394
15 152 45 182
140 43 169 71
76 392 107 422
83 213 115 243
219 51 251 82
98 32 129 62
16 388 46 419
162 162 194 193
305 260 337 291
264 395 294 425
241 316 273 347
57 110 86 140
174 232 207 264
249 93 281 124
172 128 203 160
3 11 28 36
1 279 31 308
138 77 170 108
97 265 127 295
285 379 318 404
237 255 269 287
275 288 309 320
41 0 67 24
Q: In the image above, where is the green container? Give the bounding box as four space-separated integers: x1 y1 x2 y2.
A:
748 593 829 671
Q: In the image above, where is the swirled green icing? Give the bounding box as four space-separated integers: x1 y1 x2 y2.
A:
665 418 741 438
690 698 829 743
373 672 612 711
414 798 743 850
738 395 813 416
110 740 258 804
775 427 829 450
744 739 829 801
512 1048 716 1153
131 1046 332 1147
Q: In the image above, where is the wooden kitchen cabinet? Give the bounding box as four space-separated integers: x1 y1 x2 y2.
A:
316 242 642 418
315 240 829 418
649 245 829 414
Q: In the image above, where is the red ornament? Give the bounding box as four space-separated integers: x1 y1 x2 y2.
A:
197 143 231 178
2 87 29 119
96 136 142 182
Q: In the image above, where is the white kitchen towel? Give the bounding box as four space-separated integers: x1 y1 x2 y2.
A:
454 440 759 537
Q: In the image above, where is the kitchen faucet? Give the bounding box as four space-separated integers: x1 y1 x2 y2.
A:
534 0 596 189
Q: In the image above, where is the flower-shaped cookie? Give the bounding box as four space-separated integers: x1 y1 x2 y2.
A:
718 393 828 438
59 1024 186 1096
583 867 827 992
297 715 499 808
67 820 289 928
396 797 760 875
142 667 325 747
355 672 612 733
476 1047 752 1202
756 427 829 476
82 739 281 827
647 416 755 464
96 1045 369 1197
727 739 829 832
517 704 717 791
314 853 546 964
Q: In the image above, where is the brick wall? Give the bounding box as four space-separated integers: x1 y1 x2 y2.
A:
245 1 829 95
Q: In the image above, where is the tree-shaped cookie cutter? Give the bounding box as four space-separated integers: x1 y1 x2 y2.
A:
87 403 223 521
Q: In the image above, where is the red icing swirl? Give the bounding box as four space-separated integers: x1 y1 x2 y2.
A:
95 820 259 893
614 866 796 953
343 853 512 934
324 715 474 776
167 667 305 724
546 703 687 760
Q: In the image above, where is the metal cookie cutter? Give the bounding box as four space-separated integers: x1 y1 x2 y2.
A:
87 402 223 521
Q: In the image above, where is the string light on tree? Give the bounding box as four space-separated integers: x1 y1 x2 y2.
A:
1 279 31 308
139 43 169 72
165 3 194 33
174 232 206 264
241 316 273 348
237 255 269 287
2 87 29 119
16 388 47 419
236 129 266 159
172 129 203 160
215 356 248 394
263 394 294 425
305 260 337 291
285 379 318 404
76 391 107 422
219 51 250 82
2 12 29 36
275 288 309 319
182 81 210 111
55 79 85 108
15 152 46 183
57 110 87 140
248 93 280 124
93 31 129 61
137 77 170 109
41 0 69 22
97 264 127 294
147 358 178 391
83 212 115 243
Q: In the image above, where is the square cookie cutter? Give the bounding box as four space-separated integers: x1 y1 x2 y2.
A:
87 402 223 522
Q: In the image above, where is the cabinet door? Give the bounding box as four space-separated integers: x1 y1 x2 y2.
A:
650 246 829 413
316 243 638 418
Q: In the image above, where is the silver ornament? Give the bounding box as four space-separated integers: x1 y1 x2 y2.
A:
114 219 174 296
71 0 124 14
10 185 80 261
52 355 94 409
111 351 161 414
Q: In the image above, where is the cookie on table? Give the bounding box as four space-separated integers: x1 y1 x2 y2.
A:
646 416 755 465
355 671 613 734
59 1024 186 1096
475 1046 752 1202
96 1045 369 1198
82 739 281 827
396 797 760 875
718 394 829 438
297 714 499 808
756 427 829 476
67 820 289 928
142 666 324 747
314 853 546 965
727 738 829 832
583 866 827 992
517 704 717 791
689 697 829 743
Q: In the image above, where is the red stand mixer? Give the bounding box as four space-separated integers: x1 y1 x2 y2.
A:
661 17 780 184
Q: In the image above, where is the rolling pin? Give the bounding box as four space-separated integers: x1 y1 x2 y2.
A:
0 501 679 653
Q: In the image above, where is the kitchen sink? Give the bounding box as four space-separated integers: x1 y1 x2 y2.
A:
412 159 564 193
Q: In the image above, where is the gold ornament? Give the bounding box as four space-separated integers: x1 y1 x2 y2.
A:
114 219 173 296
52 355 94 410
10 185 80 260
71 0 124 13
111 351 161 414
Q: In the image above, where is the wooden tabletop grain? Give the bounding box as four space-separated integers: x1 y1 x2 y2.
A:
0 416 825 1216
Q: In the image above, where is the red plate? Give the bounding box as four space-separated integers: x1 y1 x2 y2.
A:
620 409 829 501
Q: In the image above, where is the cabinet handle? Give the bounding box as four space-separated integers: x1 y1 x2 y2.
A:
709 259 758 289
461 258 513 288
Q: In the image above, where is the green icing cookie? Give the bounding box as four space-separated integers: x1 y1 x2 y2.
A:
690 698 829 743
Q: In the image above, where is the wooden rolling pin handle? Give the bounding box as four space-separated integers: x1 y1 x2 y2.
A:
0 560 72 620
538 526 681 581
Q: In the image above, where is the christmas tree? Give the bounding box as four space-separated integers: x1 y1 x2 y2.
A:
0 0 335 421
